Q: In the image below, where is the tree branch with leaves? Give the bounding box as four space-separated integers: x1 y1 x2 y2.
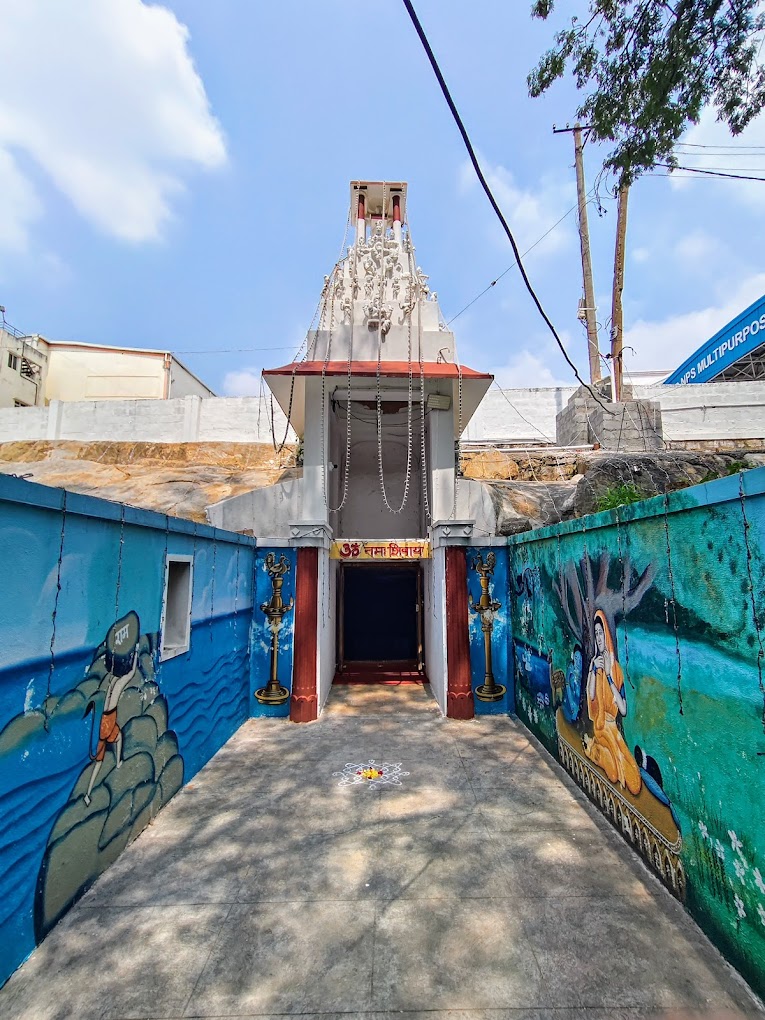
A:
528 0 765 186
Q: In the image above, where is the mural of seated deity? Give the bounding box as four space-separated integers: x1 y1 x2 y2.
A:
512 550 684 899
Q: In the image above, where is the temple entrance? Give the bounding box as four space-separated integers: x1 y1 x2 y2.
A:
337 563 424 681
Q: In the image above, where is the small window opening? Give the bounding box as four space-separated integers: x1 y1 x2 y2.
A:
161 555 193 660
7 353 18 371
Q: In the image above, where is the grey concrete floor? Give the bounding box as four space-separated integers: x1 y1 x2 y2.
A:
1 683 763 1020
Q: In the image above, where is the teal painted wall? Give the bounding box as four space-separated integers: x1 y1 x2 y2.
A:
0 477 256 988
508 468 765 999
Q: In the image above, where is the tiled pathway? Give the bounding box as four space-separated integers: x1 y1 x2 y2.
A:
1 684 763 1019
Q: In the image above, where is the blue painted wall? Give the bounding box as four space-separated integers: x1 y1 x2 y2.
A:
0 477 256 988
507 468 765 999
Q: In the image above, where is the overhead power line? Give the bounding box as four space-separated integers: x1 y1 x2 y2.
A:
400 0 604 404
174 345 295 355
656 162 765 182
674 142 765 151
669 165 765 173
674 152 765 162
446 193 593 325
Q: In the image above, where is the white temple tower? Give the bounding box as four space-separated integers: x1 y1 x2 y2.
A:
212 182 494 720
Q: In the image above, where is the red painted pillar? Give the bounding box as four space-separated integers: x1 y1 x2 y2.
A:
445 546 474 719
290 547 319 722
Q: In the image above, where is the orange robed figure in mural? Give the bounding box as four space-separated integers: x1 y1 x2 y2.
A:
582 610 642 796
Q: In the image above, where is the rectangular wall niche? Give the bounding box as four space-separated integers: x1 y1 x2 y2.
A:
161 554 194 660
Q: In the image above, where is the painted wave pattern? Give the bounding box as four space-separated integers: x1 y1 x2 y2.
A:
0 650 99 982
0 610 252 988
156 613 250 782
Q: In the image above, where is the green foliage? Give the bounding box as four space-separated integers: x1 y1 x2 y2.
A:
595 481 646 511
700 459 750 483
528 1 765 187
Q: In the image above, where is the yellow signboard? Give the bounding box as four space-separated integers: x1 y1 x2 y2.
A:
330 539 431 561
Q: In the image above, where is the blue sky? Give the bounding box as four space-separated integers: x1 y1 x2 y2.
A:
2 0 765 394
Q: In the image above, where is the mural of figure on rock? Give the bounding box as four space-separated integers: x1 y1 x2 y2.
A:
83 611 140 805
582 610 642 796
32 612 184 941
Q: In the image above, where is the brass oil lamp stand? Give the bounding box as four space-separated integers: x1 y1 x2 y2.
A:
255 552 294 706
469 552 507 702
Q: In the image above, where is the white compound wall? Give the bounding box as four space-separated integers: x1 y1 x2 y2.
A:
1 382 764 447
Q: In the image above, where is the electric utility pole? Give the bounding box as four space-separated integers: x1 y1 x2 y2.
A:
610 185 629 402
553 123 601 383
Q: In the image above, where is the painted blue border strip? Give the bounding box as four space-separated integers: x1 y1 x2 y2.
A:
665 291 765 384
0 475 257 548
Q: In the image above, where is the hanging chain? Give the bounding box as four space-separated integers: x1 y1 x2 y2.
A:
269 212 352 453
321 244 355 512
375 182 415 515
408 233 432 522
450 356 463 519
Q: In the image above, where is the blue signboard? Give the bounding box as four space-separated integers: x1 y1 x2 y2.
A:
665 292 765 384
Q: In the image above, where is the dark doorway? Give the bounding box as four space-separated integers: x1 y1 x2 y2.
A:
340 564 421 667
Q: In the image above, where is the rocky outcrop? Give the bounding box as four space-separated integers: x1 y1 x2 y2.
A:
473 449 761 533
0 440 297 523
461 448 579 482
571 450 758 517
1 439 760 533
486 479 581 533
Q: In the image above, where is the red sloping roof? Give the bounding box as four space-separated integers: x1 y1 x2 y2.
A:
263 360 493 380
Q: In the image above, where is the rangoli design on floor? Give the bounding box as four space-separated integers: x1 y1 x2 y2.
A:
333 759 410 787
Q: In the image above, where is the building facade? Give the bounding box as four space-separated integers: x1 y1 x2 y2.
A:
209 181 499 720
666 291 765 384
0 327 48 409
0 323 213 409
43 340 214 401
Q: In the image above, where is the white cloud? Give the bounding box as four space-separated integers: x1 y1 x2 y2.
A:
623 271 765 374
223 369 261 397
631 246 651 264
0 149 42 251
491 344 574 388
673 229 719 263
671 107 765 210
458 158 576 257
0 0 226 246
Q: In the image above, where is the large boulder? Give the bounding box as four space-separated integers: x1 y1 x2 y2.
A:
485 479 580 532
